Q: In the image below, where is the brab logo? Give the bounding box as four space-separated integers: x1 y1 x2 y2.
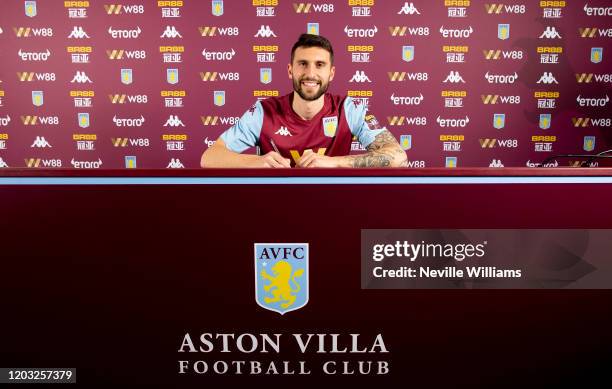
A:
255 243 309 315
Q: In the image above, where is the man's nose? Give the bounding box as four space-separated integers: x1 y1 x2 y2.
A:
304 64 316 78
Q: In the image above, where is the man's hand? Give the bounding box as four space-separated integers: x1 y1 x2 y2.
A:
261 151 291 168
296 150 339 168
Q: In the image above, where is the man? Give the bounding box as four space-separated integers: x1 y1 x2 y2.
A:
200 34 407 168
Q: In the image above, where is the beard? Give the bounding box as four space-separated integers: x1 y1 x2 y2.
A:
292 76 330 102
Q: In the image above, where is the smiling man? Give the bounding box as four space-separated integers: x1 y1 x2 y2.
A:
200 34 407 168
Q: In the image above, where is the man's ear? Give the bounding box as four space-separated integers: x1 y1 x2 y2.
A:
329 65 335 82
287 63 293 80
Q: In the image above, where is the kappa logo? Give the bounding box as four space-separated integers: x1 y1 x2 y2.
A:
539 26 562 39
489 159 504 167
398 2 420 15
275 126 293 136
30 136 51 148
164 115 185 127
160 26 182 38
254 25 277 38
349 70 371 83
71 71 92 83
68 26 90 39
0 157 8 168
167 158 185 168
443 71 465 83
255 243 309 315
537 72 558 84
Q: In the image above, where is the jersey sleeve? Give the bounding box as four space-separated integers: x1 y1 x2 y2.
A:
343 97 387 148
219 101 264 153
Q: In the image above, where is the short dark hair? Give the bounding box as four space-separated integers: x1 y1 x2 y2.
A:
290 34 334 65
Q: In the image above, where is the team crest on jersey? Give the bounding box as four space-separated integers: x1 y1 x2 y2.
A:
32 91 43 107
255 243 309 315
121 69 133 85
212 0 223 16
167 69 179 85
583 136 595 152
25 1 37 17
539 114 551 130
400 135 412 150
493 114 505 129
214 91 225 106
260 68 272 84
402 46 414 62
446 157 457 168
323 116 338 137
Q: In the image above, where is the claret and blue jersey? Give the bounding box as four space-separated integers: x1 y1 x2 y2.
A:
220 93 386 165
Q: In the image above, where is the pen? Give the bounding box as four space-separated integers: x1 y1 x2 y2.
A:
270 138 281 154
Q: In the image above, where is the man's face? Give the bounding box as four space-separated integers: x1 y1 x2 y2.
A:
288 46 335 102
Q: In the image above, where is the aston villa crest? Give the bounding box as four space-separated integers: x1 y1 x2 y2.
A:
214 90 225 106
322 116 338 137
255 243 309 315
121 68 133 85
25 1 37 17
493 114 505 129
402 45 414 62
212 0 223 16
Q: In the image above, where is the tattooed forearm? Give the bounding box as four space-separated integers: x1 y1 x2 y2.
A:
345 130 408 167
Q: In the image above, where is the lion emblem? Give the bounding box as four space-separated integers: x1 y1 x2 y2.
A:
260 261 304 309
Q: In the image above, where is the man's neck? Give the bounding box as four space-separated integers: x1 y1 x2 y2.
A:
292 92 325 120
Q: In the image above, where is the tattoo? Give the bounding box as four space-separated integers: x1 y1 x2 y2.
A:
347 130 407 167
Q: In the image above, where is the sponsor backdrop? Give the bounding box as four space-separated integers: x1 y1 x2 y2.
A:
0 0 611 169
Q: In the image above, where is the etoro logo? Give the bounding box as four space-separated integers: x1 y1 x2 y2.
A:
108 26 142 39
